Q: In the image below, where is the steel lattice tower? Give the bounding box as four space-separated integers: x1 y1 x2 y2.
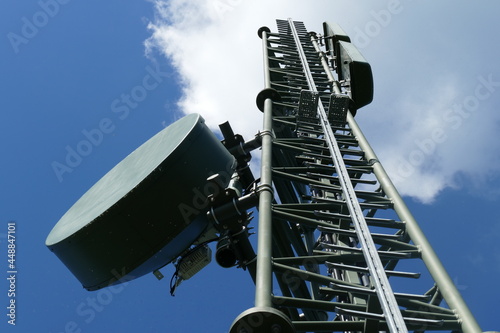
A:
229 19 483 333
46 18 490 333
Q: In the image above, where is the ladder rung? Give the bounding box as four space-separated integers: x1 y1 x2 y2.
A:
316 211 398 226
326 262 421 279
312 196 390 210
318 225 403 241
319 243 412 259
324 284 432 302
336 307 445 327
306 172 377 185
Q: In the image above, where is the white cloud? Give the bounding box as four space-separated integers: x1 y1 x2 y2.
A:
145 0 500 203
144 0 363 137
371 73 500 203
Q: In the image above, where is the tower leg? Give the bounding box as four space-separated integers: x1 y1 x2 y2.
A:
230 307 295 333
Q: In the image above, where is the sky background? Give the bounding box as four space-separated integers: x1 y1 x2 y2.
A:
1 0 499 332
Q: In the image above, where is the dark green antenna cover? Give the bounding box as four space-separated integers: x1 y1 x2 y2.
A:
46 113 236 290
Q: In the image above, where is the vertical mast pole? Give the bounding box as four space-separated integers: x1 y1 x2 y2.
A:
255 27 274 309
346 112 483 333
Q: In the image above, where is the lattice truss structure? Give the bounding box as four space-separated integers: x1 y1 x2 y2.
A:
240 18 482 333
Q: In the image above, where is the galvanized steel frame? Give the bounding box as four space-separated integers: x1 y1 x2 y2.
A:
248 19 482 333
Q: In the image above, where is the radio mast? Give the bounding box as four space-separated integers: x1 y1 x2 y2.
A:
229 18 483 333
47 18 488 333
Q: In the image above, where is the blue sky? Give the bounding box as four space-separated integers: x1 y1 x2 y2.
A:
1 0 499 332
